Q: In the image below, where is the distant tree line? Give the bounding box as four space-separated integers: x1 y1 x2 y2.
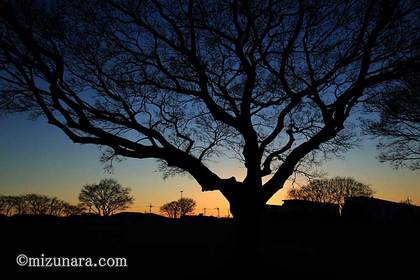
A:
0 194 85 216
288 177 374 208
0 178 134 217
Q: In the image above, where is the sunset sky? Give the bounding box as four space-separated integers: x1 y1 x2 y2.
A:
1 113 419 216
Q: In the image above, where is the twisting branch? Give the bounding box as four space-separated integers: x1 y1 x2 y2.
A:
0 0 419 207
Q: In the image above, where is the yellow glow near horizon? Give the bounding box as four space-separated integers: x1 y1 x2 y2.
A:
1 116 419 215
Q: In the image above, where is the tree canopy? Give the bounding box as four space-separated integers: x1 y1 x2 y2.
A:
160 201 180 218
288 177 374 207
178 198 197 217
79 178 134 216
160 198 197 218
0 0 419 220
365 73 420 170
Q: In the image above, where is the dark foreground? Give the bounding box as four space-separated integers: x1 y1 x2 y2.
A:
0 213 419 279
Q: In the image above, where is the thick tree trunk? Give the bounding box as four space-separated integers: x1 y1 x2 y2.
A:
228 189 265 268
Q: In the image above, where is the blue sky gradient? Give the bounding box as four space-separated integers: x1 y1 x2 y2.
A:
1 114 419 215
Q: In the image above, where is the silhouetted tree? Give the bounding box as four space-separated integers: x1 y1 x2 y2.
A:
288 177 373 208
1 1 419 243
78 179 134 216
62 203 86 216
0 196 6 215
12 195 28 215
160 201 180 218
160 198 196 218
46 197 66 216
0 195 30 215
0 195 15 216
400 197 413 205
0 194 85 216
25 194 52 215
365 73 420 170
178 198 197 217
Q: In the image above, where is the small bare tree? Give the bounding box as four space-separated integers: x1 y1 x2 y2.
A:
78 179 134 216
160 201 180 218
0 195 15 216
25 194 52 215
12 195 29 215
178 198 197 217
160 198 197 218
46 197 66 216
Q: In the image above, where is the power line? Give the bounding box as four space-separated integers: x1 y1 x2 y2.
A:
142 202 231 218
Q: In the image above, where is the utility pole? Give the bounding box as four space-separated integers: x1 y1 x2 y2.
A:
179 190 183 218
148 203 154 214
215 207 220 218
203 208 206 216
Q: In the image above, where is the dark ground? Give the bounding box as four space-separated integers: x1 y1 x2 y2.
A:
0 213 419 279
